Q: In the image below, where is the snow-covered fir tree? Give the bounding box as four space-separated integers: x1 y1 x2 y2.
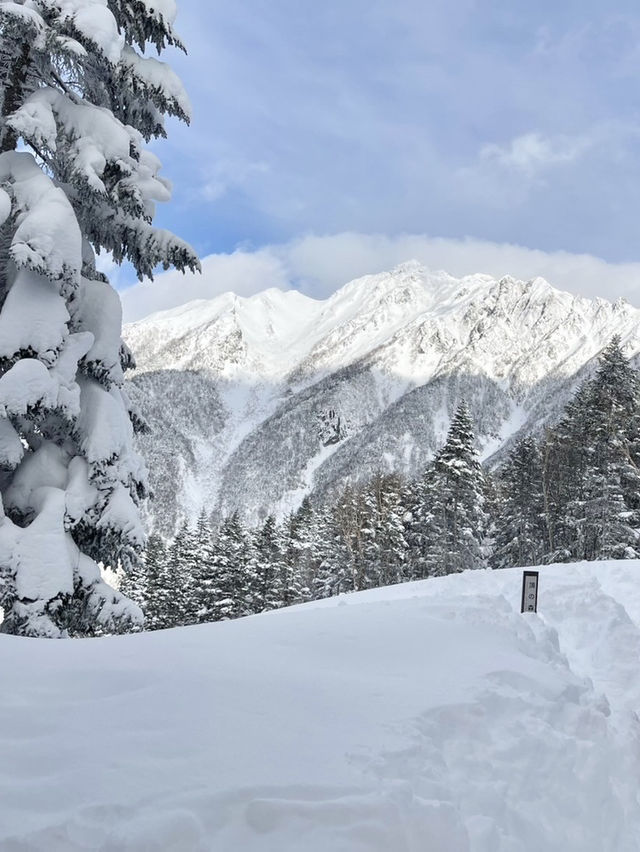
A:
161 521 192 627
213 512 254 619
541 384 591 561
281 498 313 606
582 337 640 559
492 437 546 569
360 473 408 587
135 531 167 630
0 1 198 635
422 402 488 575
310 503 353 599
252 515 286 612
333 484 368 591
542 337 640 562
403 469 432 580
189 510 216 623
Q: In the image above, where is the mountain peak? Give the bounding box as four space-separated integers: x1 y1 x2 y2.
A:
124 263 640 530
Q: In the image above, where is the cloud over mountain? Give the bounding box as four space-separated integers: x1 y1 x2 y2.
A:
121 233 640 322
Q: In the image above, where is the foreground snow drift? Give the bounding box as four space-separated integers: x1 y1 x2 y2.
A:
3 561 640 851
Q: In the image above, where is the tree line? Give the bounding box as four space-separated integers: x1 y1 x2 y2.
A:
123 337 640 629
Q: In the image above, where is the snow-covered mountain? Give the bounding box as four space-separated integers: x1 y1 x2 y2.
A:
4 560 640 850
123 262 640 533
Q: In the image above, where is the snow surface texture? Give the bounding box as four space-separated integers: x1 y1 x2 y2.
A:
2 560 640 851
123 263 640 532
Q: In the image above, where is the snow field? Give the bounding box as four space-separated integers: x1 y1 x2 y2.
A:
2 561 640 850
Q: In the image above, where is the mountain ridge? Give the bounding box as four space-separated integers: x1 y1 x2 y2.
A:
123 263 640 533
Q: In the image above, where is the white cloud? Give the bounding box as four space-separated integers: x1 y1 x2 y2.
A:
479 132 587 176
121 248 289 321
156 4 640 266
120 232 640 322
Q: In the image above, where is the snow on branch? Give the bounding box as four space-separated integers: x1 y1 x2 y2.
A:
0 269 70 362
48 0 124 64
0 2 46 38
0 152 82 291
108 0 185 52
8 88 162 200
120 46 191 123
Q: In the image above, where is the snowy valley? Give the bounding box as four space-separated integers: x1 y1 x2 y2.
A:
3 560 640 852
124 263 640 534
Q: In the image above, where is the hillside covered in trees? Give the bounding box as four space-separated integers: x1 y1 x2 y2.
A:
124 337 640 630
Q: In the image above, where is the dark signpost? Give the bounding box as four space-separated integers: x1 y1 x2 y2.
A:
521 571 539 613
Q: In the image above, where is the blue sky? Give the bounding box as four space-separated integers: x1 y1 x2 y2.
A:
122 1 640 318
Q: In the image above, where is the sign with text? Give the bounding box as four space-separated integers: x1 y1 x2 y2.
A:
521 571 539 613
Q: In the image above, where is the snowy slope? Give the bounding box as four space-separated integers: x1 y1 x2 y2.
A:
123 264 640 531
2 561 640 851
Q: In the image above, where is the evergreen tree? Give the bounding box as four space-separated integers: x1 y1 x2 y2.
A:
281 498 313 606
578 338 640 559
403 467 434 580
423 403 488 575
252 515 285 612
0 1 198 635
542 338 640 563
161 521 192 627
309 504 352 599
190 510 217 623
333 484 367 591
177 519 206 624
138 532 168 630
541 386 591 561
361 473 408 587
212 513 254 619
492 437 546 568
117 544 147 615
